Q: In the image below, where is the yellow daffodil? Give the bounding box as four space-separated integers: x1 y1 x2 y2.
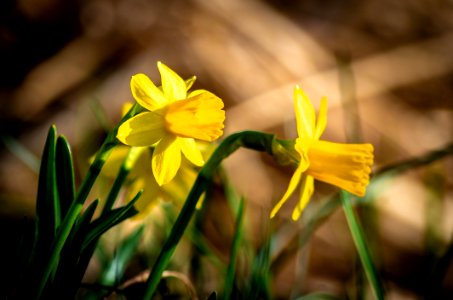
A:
117 62 225 185
101 145 202 219
271 86 374 220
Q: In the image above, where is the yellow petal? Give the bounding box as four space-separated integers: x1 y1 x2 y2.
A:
117 112 166 147
127 176 161 219
270 164 305 218
152 135 182 185
100 146 131 178
178 137 204 166
291 175 314 220
131 74 169 111
157 61 186 101
294 85 315 139
162 162 198 205
121 102 134 117
187 89 207 97
314 96 327 140
164 91 225 141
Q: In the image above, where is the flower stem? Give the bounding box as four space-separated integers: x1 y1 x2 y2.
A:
341 190 385 300
101 147 143 216
142 131 274 300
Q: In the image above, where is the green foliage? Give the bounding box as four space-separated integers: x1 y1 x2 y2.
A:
4 116 453 299
6 125 141 299
341 191 385 300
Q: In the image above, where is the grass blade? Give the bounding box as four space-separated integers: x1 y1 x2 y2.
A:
35 125 60 247
341 190 384 300
224 197 245 299
55 136 76 220
82 191 141 251
246 235 272 300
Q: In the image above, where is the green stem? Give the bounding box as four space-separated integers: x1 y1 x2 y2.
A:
341 191 384 300
142 131 274 299
101 147 143 216
35 104 140 299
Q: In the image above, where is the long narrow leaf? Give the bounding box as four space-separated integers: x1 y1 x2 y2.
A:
36 104 142 299
246 235 272 300
51 200 99 299
224 198 245 299
341 191 384 300
56 136 76 220
82 191 141 251
101 225 145 286
35 125 60 247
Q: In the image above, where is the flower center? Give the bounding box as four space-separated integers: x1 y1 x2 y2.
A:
164 92 225 141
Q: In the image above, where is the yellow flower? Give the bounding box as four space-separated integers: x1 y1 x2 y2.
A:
101 145 201 219
270 86 374 221
117 62 225 185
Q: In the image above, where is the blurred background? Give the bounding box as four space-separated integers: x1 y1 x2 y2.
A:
1 0 453 298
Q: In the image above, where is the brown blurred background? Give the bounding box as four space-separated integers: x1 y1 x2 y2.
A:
1 0 453 298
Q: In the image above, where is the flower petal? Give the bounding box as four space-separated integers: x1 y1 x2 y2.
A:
291 175 314 220
128 176 161 219
100 146 132 178
152 135 182 185
157 61 186 101
131 74 169 111
314 96 327 140
270 164 305 218
294 85 316 139
294 138 310 169
179 137 204 166
117 112 166 147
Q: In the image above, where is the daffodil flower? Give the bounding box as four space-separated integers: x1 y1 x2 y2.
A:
117 62 225 185
271 86 374 220
101 145 203 219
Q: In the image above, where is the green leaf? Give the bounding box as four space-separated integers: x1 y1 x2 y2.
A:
341 191 385 300
246 235 272 300
35 125 60 247
51 200 99 299
224 197 245 300
56 136 76 220
100 225 145 286
35 104 143 299
82 191 141 252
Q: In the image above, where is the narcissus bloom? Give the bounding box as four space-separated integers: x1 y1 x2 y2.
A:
100 145 200 219
271 86 374 220
117 62 225 185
